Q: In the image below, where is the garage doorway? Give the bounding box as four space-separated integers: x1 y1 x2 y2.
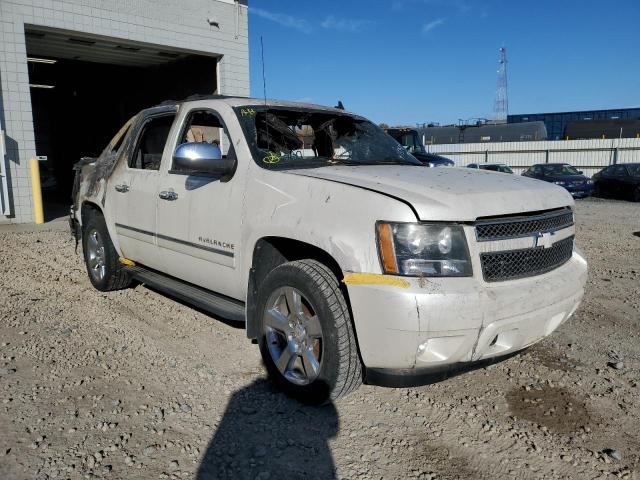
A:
25 26 219 220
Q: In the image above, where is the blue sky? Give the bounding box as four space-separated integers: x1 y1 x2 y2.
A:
247 0 640 125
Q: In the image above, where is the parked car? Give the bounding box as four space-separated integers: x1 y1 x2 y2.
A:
70 96 587 404
522 163 594 198
467 163 514 174
384 127 454 167
592 163 640 202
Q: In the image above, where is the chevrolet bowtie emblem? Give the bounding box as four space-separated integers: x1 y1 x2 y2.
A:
534 231 555 249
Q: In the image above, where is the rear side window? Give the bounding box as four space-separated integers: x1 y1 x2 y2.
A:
129 114 176 170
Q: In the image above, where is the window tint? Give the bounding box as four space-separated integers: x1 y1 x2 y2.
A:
612 165 628 176
129 115 176 170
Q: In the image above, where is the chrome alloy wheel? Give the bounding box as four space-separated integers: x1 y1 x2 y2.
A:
263 287 323 386
86 228 107 282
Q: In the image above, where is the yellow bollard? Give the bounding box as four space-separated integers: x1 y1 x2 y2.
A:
29 158 44 224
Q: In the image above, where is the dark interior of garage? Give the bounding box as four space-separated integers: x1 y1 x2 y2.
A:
25 28 219 220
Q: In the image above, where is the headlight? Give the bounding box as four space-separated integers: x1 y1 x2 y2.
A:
586 179 594 185
377 223 472 277
554 181 566 186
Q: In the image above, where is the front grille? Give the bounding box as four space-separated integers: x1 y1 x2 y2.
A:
475 209 573 241
480 236 574 282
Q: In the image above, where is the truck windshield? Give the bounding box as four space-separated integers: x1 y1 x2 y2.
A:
235 106 421 170
398 132 425 155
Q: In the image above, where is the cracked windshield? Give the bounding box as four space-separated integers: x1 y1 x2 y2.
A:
236 107 421 169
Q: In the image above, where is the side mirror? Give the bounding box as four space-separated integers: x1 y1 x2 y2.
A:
173 142 234 176
577 170 583 175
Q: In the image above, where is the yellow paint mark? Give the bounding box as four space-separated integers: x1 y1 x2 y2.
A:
342 272 410 288
119 257 136 266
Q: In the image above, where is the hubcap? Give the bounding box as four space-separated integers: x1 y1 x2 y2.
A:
263 287 323 385
86 229 107 282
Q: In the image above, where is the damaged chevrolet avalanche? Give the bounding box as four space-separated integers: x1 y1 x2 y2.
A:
70 96 588 403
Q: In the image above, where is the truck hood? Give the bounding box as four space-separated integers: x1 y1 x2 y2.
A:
288 165 573 221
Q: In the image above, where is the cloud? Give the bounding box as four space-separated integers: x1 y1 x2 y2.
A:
421 18 446 34
320 15 372 32
393 0 470 13
249 7 312 34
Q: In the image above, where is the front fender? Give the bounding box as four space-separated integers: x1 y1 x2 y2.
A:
240 170 418 293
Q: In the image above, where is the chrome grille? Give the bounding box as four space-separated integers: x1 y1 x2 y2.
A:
480 236 574 282
475 209 573 241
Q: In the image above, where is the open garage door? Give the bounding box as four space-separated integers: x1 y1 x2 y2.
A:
25 26 219 219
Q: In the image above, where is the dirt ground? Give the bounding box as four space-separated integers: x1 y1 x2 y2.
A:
1 198 639 480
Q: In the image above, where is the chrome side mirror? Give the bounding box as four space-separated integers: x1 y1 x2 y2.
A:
173 142 234 176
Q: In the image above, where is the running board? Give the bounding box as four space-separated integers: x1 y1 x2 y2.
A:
124 266 246 322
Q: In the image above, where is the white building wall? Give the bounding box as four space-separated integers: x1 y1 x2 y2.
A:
0 0 249 223
426 138 640 177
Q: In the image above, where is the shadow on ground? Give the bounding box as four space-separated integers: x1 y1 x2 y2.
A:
197 379 339 480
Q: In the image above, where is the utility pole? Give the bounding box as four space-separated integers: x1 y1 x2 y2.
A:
493 47 508 123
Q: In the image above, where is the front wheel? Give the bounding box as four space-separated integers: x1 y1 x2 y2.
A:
257 260 362 404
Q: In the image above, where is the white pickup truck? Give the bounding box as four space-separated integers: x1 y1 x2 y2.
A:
70 96 588 404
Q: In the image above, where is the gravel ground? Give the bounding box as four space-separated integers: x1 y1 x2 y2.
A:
1 198 639 480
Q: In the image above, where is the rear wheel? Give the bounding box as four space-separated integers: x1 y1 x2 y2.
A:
257 260 362 404
82 210 131 291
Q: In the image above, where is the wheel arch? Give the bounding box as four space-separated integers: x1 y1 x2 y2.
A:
245 237 350 340
80 201 103 226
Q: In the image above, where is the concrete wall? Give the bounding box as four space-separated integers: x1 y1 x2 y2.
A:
0 0 249 223
426 138 640 177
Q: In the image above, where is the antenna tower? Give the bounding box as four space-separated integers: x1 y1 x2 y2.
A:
493 47 508 123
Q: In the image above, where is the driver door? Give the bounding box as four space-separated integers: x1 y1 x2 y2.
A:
155 107 245 299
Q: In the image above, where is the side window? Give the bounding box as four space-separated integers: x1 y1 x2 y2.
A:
129 114 176 170
177 110 233 159
533 166 542 175
612 165 628 176
601 166 615 177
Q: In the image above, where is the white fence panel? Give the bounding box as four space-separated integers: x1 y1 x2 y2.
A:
426 138 640 177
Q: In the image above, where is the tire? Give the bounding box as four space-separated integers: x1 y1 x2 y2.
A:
593 183 601 197
634 187 640 203
257 259 362 404
82 210 132 292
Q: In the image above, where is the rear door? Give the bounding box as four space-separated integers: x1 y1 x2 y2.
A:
110 110 177 269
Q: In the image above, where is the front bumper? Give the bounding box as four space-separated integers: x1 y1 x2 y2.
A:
346 251 587 385
563 183 594 197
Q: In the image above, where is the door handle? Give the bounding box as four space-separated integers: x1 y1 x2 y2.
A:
114 184 129 193
159 190 178 201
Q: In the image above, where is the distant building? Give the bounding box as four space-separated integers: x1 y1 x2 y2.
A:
418 121 547 145
508 108 640 140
